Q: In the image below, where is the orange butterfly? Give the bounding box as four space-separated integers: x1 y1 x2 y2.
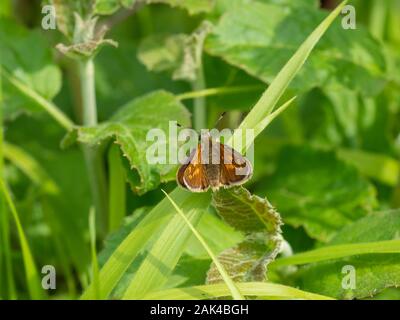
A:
177 132 253 192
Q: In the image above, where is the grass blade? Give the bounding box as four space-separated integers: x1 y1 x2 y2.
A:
254 96 297 137
89 207 100 299
81 189 206 299
161 190 244 300
122 204 204 299
143 282 334 300
0 180 43 299
3 142 59 194
272 239 400 267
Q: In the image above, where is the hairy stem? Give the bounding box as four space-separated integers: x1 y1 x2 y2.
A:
192 65 207 131
78 59 108 235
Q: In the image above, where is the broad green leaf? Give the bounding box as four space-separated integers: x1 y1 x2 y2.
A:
208 187 282 283
84 2 345 299
258 145 377 242
148 0 215 15
0 18 62 119
62 90 191 194
297 86 395 152
138 21 213 82
143 281 334 300
95 0 136 15
206 1 387 97
295 210 400 299
337 149 400 187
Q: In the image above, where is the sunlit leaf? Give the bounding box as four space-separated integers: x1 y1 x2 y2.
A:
62 90 191 194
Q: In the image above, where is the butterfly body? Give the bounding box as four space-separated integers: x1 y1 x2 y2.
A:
177 132 253 192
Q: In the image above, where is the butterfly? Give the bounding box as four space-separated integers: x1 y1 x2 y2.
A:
176 131 253 192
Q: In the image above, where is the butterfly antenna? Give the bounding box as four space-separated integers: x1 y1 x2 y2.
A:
214 112 226 128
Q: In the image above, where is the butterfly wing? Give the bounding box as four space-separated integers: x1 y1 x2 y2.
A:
177 146 210 192
219 143 252 187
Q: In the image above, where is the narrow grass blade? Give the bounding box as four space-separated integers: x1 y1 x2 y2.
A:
0 198 16 299
122 202 205 299
0 55 17 299
254 96 297 137
81 189 204 299
108 144 126 232
3 142 59 194
143 282 334 300
89 207 100 299
177 85 263 100
272 239 400 267
0 180 43 299
161 190 245 300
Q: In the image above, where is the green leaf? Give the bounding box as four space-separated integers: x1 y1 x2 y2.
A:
208 187 282 283
148 0 215 15
138 21 213 82
206 1 387 97
337 149 400 187
0 18 62 119
95 0 136 15
294 210 400 299
259 145 377 242
143 281 334 300
63 90 191 194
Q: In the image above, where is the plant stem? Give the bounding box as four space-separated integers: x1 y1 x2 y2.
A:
192 65 207 131
78 58 108 235
108 144 126 232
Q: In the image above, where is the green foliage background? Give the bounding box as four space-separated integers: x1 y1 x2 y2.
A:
0 0 400 300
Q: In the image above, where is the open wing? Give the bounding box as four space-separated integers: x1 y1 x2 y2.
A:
176 146 210 192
